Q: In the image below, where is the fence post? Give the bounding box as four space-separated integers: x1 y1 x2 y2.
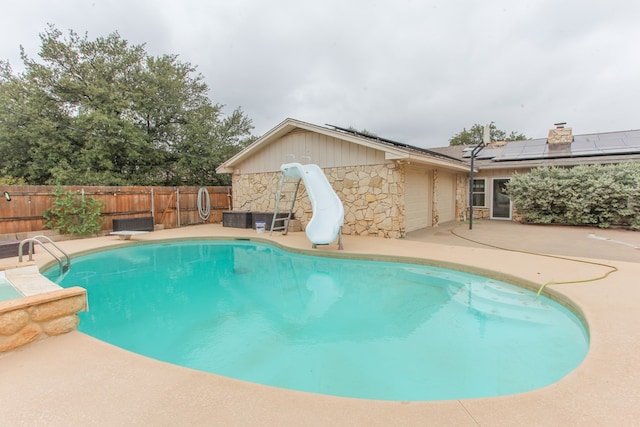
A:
150 188 155 225
176 188 181 227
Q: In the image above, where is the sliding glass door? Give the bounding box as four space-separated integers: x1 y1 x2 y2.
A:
491 178 511 219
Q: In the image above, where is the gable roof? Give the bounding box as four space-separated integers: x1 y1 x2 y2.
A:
216 118 469 173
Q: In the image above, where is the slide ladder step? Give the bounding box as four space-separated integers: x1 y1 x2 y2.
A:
270 176 300 235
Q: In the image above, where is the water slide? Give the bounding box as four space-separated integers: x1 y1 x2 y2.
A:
280 163 344 249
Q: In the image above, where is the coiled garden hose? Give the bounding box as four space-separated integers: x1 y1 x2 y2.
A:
197 187 211 221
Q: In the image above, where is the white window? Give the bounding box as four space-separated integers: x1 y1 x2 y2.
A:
472 179 486 207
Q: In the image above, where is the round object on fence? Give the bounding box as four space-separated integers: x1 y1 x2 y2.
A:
197 187 211 221
3 192 10 201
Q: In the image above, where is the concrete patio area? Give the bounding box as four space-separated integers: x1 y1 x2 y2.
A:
1 220 639 426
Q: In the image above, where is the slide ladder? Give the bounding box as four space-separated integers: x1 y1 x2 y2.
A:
273 163 344 250
270 173 301 235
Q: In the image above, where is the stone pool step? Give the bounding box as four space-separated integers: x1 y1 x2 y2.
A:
4 264 62 296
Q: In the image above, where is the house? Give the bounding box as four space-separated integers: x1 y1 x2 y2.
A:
432 124 640 221
217 119 640 237
216 118 470 238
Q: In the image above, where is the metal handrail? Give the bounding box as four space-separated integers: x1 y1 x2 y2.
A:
19 235 71 274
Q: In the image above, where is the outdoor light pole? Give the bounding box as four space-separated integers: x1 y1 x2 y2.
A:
469 124 490 230
468 141 483 230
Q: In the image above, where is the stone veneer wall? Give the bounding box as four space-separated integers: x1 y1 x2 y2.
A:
455 173 467 220
0 287 87 352
432 170 439 225
232 163 405 238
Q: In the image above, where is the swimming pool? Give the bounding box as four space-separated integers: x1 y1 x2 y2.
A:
0 271 23 302
47 239 589 401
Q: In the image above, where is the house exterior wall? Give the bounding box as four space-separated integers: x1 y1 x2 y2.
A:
231 162 406 238
236 129 386 174
228 126 468 238
470 167 531 220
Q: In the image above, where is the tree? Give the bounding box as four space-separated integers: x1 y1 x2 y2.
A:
346 126 378 138
175 106 255 186
448 123 526 146
0 25 253 185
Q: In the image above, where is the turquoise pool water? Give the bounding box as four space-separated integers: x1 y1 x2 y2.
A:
47 240 589 401
0 272 23 302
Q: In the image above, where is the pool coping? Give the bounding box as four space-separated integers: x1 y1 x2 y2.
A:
0 222 639 425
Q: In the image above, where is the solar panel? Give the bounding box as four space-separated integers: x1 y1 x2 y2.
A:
497 139 545 160
475 148 500 159
462 147 500 159
325 123 464 163
493 129 640 161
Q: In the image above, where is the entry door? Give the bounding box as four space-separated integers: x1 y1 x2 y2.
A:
491 178 511 219
405 168 431 231
437 171 455 223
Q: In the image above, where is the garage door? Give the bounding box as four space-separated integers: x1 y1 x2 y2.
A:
404 168 431 232
437 171 455 223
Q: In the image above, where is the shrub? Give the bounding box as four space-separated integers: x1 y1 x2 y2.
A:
43 188 104 235
507 163 640 229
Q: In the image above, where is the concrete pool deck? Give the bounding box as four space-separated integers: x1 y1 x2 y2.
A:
0 220 639 426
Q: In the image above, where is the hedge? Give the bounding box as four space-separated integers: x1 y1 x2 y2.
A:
506 163 640 229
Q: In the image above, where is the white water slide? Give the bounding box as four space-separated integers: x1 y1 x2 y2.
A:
280 163 344 249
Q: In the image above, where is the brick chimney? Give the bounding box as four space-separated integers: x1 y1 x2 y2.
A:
547 122 573 144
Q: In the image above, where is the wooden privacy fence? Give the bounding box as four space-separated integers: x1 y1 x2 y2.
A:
0 185 232 235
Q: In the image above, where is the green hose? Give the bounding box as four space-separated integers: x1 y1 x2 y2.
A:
448 226 618 297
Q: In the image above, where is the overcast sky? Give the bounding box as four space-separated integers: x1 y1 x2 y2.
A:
1 0 638 147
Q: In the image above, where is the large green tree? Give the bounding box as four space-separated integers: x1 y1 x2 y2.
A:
0 25 253 185
448 122 526 146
